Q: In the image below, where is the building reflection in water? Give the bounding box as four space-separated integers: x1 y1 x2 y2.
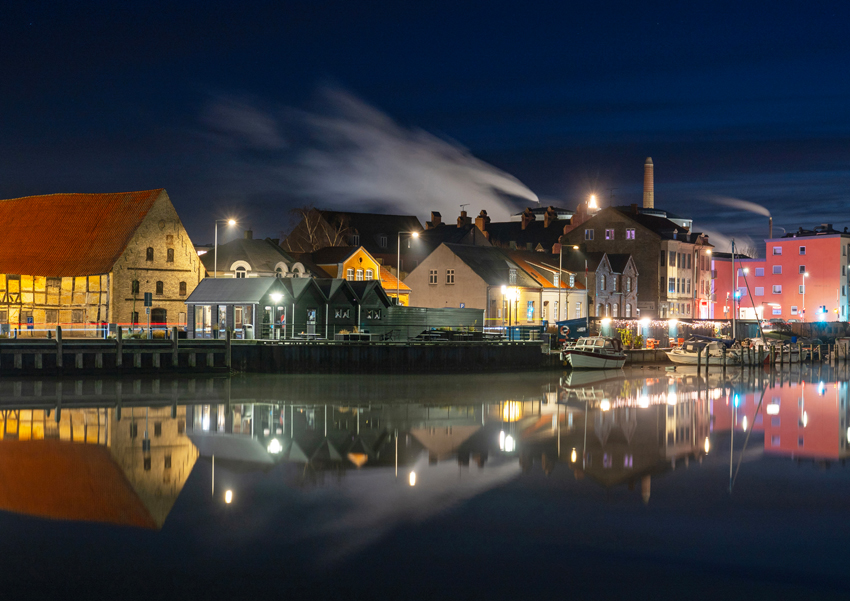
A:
2 366 850 533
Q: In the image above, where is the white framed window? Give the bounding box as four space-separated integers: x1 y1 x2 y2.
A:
605 229 614 240
509 268 517 284
799 265 806 274
429 270 437 285
626 228 635 240
755 268 764 276
773 285 782 294
569 274 575 287
773 246 782 255
347 268 354 280
755 287 764 296
737 268 745 277
773 308 781 315
791 306 798 315
575 302 582 318
446 269 455 284
799 246 806 255
625 303 632 317
799 285 805 294
773 265 782 274
365 269 374 280
600 275 606 290
356 269 364 281
668 278 675 294
585 229 594 240
553 274 559 286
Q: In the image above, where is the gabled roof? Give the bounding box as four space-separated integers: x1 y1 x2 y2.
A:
200 237 296 274
380 266 410 293
484 219 569 250
416 224 492 251
610 207 704 242
560 251 605 273
314 279 356 302
503 251 586 290
443 244 538 287
347 281 393 305
309 245 359 266
185 277 285 304
319 211 423 255
0 189 164 276
606 254 634 273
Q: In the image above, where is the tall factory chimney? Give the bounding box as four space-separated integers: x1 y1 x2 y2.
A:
769 216 773 239
643 157 654 209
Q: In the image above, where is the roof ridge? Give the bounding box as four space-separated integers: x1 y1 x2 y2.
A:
0 188 165 203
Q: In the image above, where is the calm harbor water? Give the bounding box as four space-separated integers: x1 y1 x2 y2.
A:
1 366 850 600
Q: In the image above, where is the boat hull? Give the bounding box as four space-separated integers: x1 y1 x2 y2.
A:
566 350 626 369
666 351 738 365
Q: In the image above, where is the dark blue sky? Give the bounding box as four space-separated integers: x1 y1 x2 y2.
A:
2 1 849 249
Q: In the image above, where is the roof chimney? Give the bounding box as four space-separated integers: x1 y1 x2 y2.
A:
245 229 253 240
427 211 442 229
474 210 490 235
521 207 535 230
543 206 557 228
643 157 654 209
457 210 472 228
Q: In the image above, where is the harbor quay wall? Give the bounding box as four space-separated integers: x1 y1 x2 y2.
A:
231 341 548 374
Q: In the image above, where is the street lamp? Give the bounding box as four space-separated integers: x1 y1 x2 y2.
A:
214 218 237 278
397 231 419 304
802 272 809 322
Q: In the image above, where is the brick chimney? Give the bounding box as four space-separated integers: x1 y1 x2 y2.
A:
543 206 557 228
474 210 490 238
457 210 472 228
643 157 654 209
427 211 442 229
520 207 536 230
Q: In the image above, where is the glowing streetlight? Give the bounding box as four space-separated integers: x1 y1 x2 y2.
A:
397 231 419 304
408 471 417 486
214 218 238 278
224 490 233 504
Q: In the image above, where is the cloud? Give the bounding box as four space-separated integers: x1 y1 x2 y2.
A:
201 95 287 150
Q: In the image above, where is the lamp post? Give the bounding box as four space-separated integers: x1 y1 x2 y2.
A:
397 231 419 304
802 272 809 322
214 219 237 278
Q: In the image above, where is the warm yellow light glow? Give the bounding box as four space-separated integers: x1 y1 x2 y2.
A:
802 411 808 427
600 399 611 411
639 318 650 327
572 245 579 250
227 219 236 227
706 250 712 255
501 285 507 294
588 194 598 209
766 404 780 415
638 395 650 408
704 437 710 454
411 231 419 238
667 391 676 405
348 453 368 468
743 268 749 274
408 472 416 486
570 448 577 462
502 401 522 422
742 416 748 431
804 272 809 277
669 319 678 326
601 318 612 326
224 490 233 504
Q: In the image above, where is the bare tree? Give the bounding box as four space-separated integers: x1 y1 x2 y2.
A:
281 207 351 253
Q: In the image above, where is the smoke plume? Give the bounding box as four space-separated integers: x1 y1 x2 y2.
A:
707 196 771 217
201 87 538 221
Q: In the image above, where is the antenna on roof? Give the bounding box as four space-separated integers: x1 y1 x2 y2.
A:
607 188 618 201
460 203 469 211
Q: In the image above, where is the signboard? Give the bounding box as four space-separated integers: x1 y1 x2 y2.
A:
27 316 33 330
636 301 655 311
145 307 151 315
144 292 153 307
460 303 465 308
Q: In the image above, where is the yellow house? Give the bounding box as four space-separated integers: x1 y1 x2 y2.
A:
306 246 411 305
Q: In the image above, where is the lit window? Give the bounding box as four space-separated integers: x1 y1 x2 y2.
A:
773 285 782 294
791 306 798 314
509 269 516 284
553 274 559 286
773 247 782 255
626 228 635 240
365 269 373 280
356 269 364 281
569 274 575 287
605 229 614 240
600 275 606 290
346 268 354 280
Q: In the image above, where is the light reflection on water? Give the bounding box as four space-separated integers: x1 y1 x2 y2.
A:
1 367 850 595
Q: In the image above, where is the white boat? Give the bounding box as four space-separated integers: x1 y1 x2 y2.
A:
666 339 739 365
562 337 627 369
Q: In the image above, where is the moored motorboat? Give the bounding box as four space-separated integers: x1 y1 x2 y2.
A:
561 337 627 369
666 339 739 365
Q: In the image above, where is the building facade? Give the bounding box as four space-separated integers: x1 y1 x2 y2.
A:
0 189 204 335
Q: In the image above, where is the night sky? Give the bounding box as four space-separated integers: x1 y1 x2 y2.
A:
2 2 849 250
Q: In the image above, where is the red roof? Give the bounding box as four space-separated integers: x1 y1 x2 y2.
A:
0 189 163 277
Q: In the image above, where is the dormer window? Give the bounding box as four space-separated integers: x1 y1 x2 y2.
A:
235 266 246 279
509 269 517 284
379 235 388 248
351 234 360 246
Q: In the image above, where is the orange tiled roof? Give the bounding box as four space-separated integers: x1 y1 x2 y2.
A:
0 189 163 277
380 266 410 293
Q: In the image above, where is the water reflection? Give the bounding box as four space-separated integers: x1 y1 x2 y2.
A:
1 366 849 535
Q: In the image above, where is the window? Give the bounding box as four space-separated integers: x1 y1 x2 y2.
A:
791 306 798 315
773 265 782 274
509 269 516 284
146 247 154 261
235 266 246 278
156 281 164 295
335 308 351 319
670 251 676 266
773 308 781 315
130 422 138 439
569 274 575 287
799 246 806 255
597 303 603 316
379 235 388 248
755 287 764 296
429 270 437 285
365 269 374 280
773 246 782 255
179 282 187 295
166 248 174 263
177 420 185 435
687 254 691 269
773 285 782 294
660 250 666 267
799 285 805 294
347 268 354 280
612 303 618 317
625 277 631 293
771 436 780 446
131 311 139 325
605 229 614 240
799 265 806 274
527 300 535 322
843 286 847 297
575 302 582 318
131 280 140 294
626 228 635 240
367 309 382 320
585 229 594 240
553 274 559 286
668 278 675 294
612 275 618 291
446 269 455 284
356 269 364 281
275 267 283 279
687 279 691 294
351 234 360 245
154 422 162 437
599 275 606 290
164 455 172 469
798 437 804 447
755 268 764 277
844 266 847 276
625 303 632 317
